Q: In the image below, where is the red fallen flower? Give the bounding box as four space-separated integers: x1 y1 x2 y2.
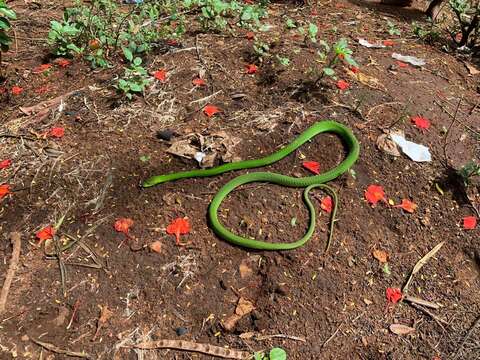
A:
36 226 55 245
396 61 408 68
192 78 206 86
320 196 333 213
33 64 52 74
167 39 179 46
203 104 221 117
245 64 258 74
114 218 133 234
365 185 387 206
0 184 11 200
11 86 23 95
154 69 167 82
336 79 350 90
0 159 11 169
54 58 71 67
386 287 402 304
411 115 431 130
394 199 417 213
166 217 191 245
246 31 255 40
303 161 320 175
382 40 394 46
244 0 254 4
350 66 360 74
49 127 65 138
463 216 477 230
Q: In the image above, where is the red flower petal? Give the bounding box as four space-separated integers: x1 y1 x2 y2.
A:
11 86 23 95
203 104 221 117
303 161 320 175
0 159 11 169
394 199 417 213
114 218 134 234
0 184 11 199
386 287 402 304
382 40 394 46
320 196 333 213
411 115 431 130
55 58 71 68
463 216 477 230
396 61 408 68
336 79 350 90
166 217 191 245
49 127 65 138
245 64 258 74
36 226 55 244
167 39 179 46
192 78 206 86
246 31 255 40
365 185 386 206
33 64 52 74
350 66 360 74
154 69 167 82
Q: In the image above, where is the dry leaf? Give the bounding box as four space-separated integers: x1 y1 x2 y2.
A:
223 297 255 331
403 242 444 294
373 249 389 263
376 134 400 157
235 297 255 317
389 323 415 335
98 305 113 325
239 332 255 340
239 260 253 279
167 139 198 159
465 62 480 75
149 241 162 253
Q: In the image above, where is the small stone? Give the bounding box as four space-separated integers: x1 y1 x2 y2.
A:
156 129 175 141
363 298 373 305
175 327 188 336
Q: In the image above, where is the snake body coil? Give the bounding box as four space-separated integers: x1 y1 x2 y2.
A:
143 120 360 250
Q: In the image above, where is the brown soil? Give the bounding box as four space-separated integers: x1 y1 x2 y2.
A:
1 1 479 360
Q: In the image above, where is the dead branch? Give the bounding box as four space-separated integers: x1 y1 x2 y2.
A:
0 232 22 315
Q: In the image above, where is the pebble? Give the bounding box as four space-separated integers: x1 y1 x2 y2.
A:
156 129 175 141
175 327 188 336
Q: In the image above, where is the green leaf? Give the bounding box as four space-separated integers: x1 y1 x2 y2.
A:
129 83 143 92
323 67 335 76
123 47 133 62
133 57 142 66
269 348 287 360
308 23 318 42
139 155 150 162
254 352 265 360
285 18 296 29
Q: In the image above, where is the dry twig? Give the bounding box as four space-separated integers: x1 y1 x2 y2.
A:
129 339 249 359
0 232 21 315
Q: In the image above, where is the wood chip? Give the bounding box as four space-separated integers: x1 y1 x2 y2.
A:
389 323 416 335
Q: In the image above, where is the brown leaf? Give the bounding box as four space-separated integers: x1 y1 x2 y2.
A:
239 260 253 279
376 134 400 157
223 314 241 331
389 323 415 335
235 297 255 317
99 305 113 324
465 62 480 75
373 249 389 263
149 241 162 253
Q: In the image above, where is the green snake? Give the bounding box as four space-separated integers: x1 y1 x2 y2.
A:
143 120 360 251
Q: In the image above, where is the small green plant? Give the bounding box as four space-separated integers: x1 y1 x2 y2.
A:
254 347 287 360
297 22 318 43
47 20 83 57
285 18 296 29
387 20 401 36
448 0 480 47
115 56 151 100
315 38 358 85
458 161 480 186
412 19 441 43
0 0 16 64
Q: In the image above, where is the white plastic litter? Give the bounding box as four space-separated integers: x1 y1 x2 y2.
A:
391 53 426 66
194 151 206 164
358 38 385 48
390 133 431 162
